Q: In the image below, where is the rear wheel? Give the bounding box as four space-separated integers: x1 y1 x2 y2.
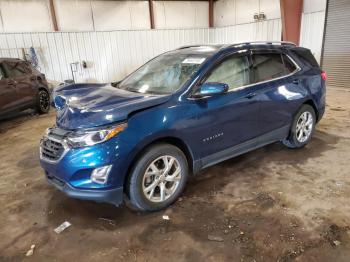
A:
37 89 50 114
283 104 316 148
126 144 188 212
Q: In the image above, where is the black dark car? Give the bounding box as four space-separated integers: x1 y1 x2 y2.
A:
0 58 50 119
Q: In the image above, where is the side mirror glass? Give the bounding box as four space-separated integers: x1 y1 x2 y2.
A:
193 82 228 98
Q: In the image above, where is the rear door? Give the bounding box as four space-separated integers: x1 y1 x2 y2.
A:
250 50 303 136
0 64 19 115
2 61 37 107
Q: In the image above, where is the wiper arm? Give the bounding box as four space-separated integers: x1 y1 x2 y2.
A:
143 90 168 95
111 81 121 88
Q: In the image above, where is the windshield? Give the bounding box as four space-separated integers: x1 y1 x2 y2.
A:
118 53 208 95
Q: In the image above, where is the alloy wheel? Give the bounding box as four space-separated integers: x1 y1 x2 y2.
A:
296 111 313 143
142 155 182 203
39 91 50 111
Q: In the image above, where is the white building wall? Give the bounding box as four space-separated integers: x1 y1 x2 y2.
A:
235 0 260 24
300 0 327 63
54 0 94 31
259 0 281 20
153 1 209 29
0 18 281 83
91 1 150 30
0 0 210 32
0 0 52 32
303 0 327 13
55 0 150 31
214 0 280 26
214 0 236 26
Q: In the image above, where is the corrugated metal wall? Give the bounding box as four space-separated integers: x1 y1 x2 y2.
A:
321 0 350 88
0 19 281 83
300 11 326 63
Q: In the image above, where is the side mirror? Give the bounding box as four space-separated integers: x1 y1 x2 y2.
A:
193 82 229 98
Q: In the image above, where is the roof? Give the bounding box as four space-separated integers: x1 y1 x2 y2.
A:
169 45 224 56
175 41 296 55
228 41 296 48
0 57 24 63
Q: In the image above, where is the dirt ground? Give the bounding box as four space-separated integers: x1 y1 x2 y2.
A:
1 88 350 262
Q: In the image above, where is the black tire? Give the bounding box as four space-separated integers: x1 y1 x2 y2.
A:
37 89 50 114
283 104 316 149
126 144 189 212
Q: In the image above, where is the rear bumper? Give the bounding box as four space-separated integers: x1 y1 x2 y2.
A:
46 173 123 206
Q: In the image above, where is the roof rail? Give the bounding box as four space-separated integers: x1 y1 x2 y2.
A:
177 45 204 50
231 41 296 48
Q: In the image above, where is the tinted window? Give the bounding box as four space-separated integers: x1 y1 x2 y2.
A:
282 54 297 74
251 53 286 83
3 62 30 78
0 66 5 80
205 56 249 90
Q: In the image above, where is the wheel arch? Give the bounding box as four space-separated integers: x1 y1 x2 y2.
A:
38 86 50 94
123 136 196 193
303 99 319 122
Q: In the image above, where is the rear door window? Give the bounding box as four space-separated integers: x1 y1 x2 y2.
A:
205 55 250 91
251 53 286 83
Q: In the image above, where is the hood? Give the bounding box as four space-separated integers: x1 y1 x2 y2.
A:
54 83 171 130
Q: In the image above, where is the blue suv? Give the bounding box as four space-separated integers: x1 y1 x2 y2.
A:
40 42 326 211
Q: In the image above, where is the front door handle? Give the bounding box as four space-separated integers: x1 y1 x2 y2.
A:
245 92 256 99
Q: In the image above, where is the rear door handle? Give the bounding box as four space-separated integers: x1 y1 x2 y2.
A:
7 80 17 86
245 92 256 99
293 79 300 85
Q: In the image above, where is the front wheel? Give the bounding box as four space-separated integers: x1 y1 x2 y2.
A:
126 144 188 212
283 104 316 149
37 89 50 114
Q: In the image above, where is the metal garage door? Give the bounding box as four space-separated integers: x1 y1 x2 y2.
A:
321 0 350 88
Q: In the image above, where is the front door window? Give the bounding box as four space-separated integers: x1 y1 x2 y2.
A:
205 56 250 91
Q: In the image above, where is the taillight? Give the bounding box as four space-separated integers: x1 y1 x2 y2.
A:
321 71 327 81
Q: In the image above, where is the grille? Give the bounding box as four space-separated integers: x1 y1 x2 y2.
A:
41 137 65 161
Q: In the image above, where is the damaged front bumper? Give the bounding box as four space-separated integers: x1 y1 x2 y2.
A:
45 172 123 206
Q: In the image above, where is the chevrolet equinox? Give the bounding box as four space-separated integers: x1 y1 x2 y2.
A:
40 42 326 211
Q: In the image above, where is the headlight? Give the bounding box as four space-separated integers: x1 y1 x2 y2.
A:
66 123 127 148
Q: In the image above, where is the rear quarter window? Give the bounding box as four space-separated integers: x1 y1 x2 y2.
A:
0 65 5 80
282 54 297 74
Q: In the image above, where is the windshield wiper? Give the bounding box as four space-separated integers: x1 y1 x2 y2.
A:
143 90 168 95
111 81 121 88
125 88 142 94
